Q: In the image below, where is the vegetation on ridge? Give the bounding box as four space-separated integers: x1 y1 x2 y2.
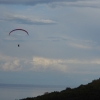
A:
20 78 100 100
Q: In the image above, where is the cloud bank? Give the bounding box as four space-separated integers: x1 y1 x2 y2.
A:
1 53 100 73
0 0 78 5
0 0 100 8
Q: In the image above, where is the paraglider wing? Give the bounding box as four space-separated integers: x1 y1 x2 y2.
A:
9 29 29 35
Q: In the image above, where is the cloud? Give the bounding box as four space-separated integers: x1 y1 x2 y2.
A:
49 0 100 8
2 14 57 25
48 36 96 50
0 0 77 5
0 0 100 8
31 56 100 73
0 53 67 72
32 57 100 66
32 57 67 72
1 53 100 73
68 42 91 49
0 53 29 71
2 60 21 71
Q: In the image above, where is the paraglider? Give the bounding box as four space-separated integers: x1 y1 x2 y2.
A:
9 29 29 47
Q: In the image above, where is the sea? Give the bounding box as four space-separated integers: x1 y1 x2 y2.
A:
0 84 66 100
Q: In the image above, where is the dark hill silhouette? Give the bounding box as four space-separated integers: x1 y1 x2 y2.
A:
20 78 100 100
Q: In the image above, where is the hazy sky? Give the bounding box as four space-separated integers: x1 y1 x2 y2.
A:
0 0 100 87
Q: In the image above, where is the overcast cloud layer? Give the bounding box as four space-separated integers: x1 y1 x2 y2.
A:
0 0 100 8
0 0 81 5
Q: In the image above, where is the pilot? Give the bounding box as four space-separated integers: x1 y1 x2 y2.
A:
18 44 20 47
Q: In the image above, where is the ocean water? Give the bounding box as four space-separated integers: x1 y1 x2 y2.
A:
0 84 66 100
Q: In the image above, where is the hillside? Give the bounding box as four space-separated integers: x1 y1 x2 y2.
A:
20 78 100 100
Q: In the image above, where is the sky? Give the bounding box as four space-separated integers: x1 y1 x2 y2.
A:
0 0 100 87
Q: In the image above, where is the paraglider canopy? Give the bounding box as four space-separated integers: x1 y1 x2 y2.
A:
9 29 29 35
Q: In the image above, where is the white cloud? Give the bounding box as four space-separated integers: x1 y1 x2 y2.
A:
0 53 27 71
32 57 67 72
1 14 57 25
32 57 100 73
1 53 100 73
2 60 21 71
68 42 91 49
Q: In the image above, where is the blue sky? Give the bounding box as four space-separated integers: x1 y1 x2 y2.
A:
0 0 100 87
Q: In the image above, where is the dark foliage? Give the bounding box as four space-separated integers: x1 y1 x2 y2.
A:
20 78 100 100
